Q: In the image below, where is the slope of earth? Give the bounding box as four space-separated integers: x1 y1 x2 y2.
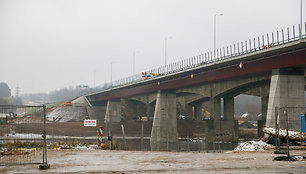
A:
46 105 87 122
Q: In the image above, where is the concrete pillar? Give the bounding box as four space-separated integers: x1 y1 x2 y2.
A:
186 104 193 119
150 90 178 151
211 97 221 120
212 97 221 130
266 68 305 131
104 99 122 123
208 97 221 137
223 97 237 140
224 97 234 120
86 106 106 121
146 103 150 117
258 96 268 137
194 102 205 120
201 101 211 119
149 102 156 118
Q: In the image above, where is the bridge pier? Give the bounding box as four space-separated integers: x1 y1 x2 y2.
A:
211 97 221 132
86 105 106 121
150 90 178 151
105 99 122 123
223 97 238 141
266 68 305 131
258 95 268 138
207 96 237 145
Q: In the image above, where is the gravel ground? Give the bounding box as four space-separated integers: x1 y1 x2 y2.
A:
1 149 306 174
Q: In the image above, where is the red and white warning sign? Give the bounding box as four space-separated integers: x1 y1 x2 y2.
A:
98 127 103 144
84 119 97 127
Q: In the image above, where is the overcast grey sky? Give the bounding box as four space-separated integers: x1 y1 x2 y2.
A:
0 0 305 94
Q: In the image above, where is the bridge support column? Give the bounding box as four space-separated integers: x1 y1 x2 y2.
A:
258 95 268 138
186 104 193 119
87 105 106 121
224 97 234 121
223 97 238 141
211 97 221 133
146 103 151 117
150 90 178 151
208 97 238 148
105 99 122 123
266 68 305 131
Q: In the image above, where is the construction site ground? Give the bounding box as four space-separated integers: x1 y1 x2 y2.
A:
1 149 306 174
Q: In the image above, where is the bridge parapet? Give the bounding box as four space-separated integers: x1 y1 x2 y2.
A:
107 22 306 90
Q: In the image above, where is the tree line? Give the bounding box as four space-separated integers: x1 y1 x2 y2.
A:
0 82 22 105
20 84 110 104
0 82 111 105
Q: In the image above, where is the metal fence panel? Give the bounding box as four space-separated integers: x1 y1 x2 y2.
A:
0 105 47 166
274 106 306 157
278 107 306 132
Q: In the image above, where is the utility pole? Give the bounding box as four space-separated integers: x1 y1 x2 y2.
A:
15 85 20 97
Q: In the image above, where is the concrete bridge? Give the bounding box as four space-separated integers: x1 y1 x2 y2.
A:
85 24 306 151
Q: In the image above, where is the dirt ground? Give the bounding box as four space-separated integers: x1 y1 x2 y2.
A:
1 149 306 174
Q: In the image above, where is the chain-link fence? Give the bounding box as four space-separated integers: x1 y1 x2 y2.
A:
107 132 237 152
0 105 48 167
43 104 240 152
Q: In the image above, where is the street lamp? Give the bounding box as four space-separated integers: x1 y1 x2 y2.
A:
165 36 172 66
300 0 303 39
133 51 139 75
110 62 113 83
214 14 223 58
93 70 96 88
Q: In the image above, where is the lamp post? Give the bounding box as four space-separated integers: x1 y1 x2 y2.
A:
214 14 223 58
93 70 96 88
300 0 303 39
133 52 135 75
133 51 139 75
110 62 113 83
164 36 172 66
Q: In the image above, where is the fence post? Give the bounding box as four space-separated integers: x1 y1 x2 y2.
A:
284 106 290 158
218 136 221 153
121 124 126 150
166 131 169 151
198 136 200 153
109 128 113 150
274 107 281 153
52 117 55 145
187 133 190 152
43 105 47 163
141 122 144 151
39 105 50 170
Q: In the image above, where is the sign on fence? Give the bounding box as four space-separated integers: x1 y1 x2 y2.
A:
84 119 97 126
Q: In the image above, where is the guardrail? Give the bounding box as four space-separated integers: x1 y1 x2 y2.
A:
107 22 306 90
